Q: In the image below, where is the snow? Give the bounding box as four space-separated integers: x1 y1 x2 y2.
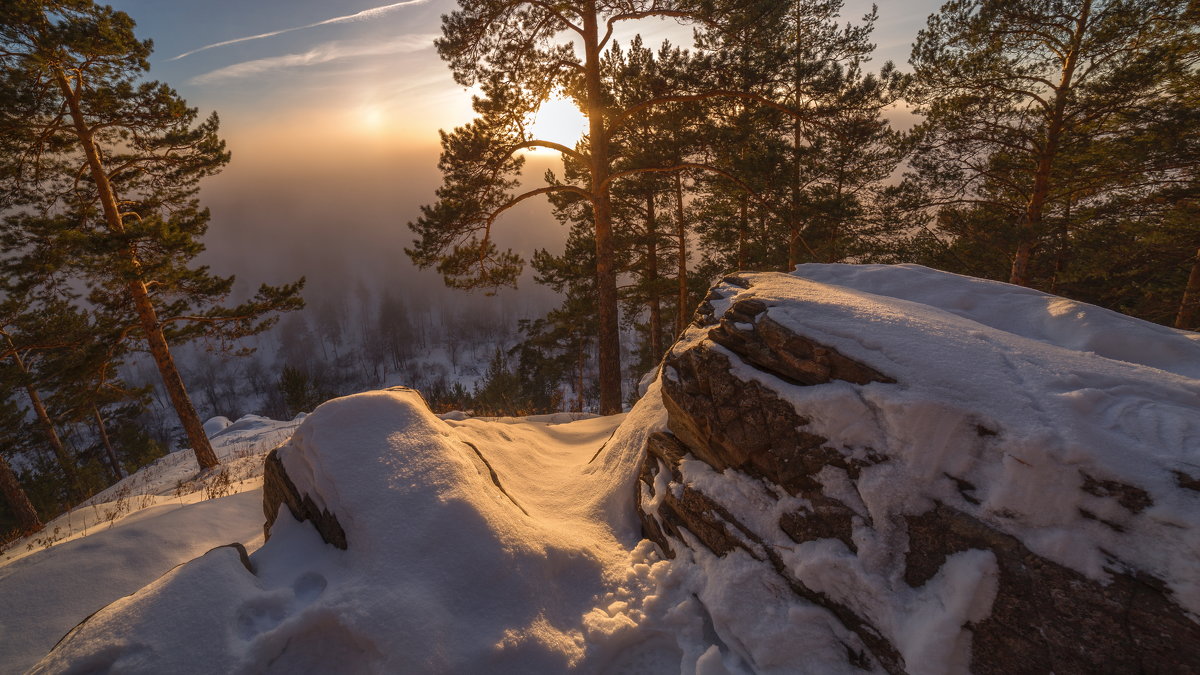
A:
0 494 265 672
3 264 1197 673
202 415 233 436
0 414 300 570
638 264 1199 672
767 264 1200 609
0 414 301 672
793 263 1200 378
25 388 679 673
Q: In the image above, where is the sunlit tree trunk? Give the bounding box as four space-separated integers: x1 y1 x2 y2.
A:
646 192 663 361
582 1 622 414
738 195 749 270
575 338 586 413
54 69 219 471
1010 0 1090 287
674 173 689 336
788 75 804 272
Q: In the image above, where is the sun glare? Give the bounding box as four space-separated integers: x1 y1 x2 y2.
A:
527 94 589 152
359 104 385 132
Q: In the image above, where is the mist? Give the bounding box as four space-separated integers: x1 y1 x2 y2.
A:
195 130 570 317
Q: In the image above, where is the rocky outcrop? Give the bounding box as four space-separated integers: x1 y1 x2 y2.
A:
263 447 347 549
903 504 1199 674
638 272 1200 674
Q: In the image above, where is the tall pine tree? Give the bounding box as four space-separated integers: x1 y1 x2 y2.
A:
0 0 303 470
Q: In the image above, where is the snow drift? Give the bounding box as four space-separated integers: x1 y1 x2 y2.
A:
30 388 671 673
11 263 1200 674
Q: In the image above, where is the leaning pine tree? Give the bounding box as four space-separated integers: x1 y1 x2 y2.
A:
0 0 304 470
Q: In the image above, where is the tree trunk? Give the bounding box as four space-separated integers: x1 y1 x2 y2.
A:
788 8 803 273
1176 247 1200 330
1050 195 1072 295
93 405 124 481
1009 0 1090 287
646 192 663 361
575 338 586 413
54 69 220 470
0 453 41 536
4 341 81 500
738 195 749 270
788 97 803 272
674 172 689 336
582 2 622 415
828 178 846 263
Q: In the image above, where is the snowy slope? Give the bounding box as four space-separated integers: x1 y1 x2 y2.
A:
21 392 687 673
0 416 301 672
5 264 1198 673
794 263 1200 378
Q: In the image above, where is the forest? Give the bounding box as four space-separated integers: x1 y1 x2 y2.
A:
1 0 1196 541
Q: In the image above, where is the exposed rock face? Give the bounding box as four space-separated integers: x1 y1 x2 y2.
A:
262 447 347 549
638 272 1200 674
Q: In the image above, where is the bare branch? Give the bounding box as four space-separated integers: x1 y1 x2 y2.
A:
507 139 587 163
525 0 584 35
600 10 706 50
486 184 594 230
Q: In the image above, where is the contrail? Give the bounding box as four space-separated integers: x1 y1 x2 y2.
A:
188 35 437 84
170 0 431 61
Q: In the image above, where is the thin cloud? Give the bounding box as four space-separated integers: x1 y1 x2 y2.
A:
189 34 437 84
170 0 431 61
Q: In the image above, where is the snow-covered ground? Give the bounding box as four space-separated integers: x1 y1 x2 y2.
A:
0 415 302 671
2 263 1197 673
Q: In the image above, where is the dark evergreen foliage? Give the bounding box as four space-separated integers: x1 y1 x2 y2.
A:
0 0 304 474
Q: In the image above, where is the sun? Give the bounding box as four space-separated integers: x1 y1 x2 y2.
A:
526 94 589 152
358 104 385 132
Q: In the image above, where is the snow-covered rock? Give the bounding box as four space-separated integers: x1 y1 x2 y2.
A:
638 266 1200 674
202 416 233 437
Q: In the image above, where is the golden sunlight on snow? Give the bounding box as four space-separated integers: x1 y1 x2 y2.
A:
526 94 589 153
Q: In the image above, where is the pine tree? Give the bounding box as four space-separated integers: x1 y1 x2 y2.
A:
1051 45 1200 326
602 39 691 369
472 348 528 415
528 221 600 412
409 0 895 413
0 1 304 470
408 1 693 413
906 0 1193 287
41 317 149 482
0 295 87 501
0 393 42 537
691 0 903 271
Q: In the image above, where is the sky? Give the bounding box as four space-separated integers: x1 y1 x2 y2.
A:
101 0 943 308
